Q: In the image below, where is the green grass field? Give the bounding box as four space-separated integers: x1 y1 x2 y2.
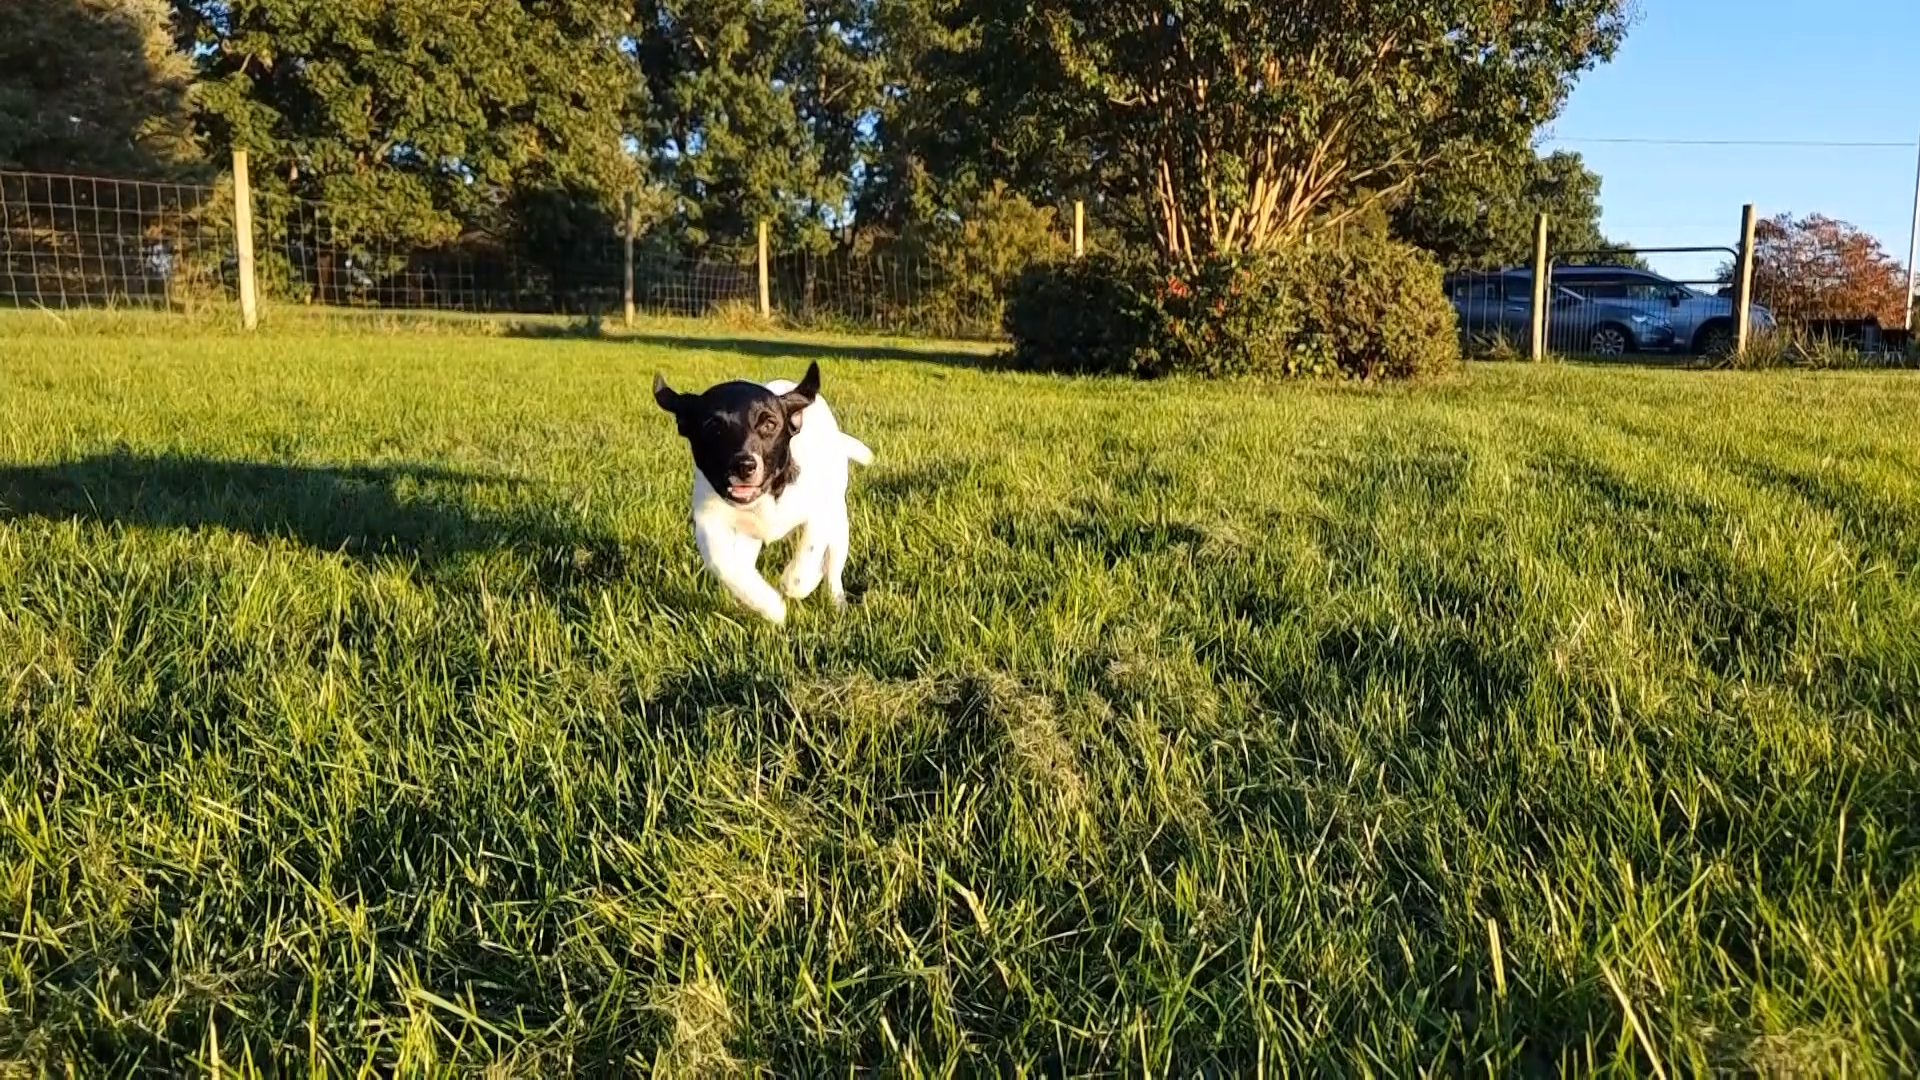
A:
2 311 1917 1075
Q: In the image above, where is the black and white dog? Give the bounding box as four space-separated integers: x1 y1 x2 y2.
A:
653 362 873 624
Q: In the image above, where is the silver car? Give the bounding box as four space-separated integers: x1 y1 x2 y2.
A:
1444 271 1678 357
1546 265 1775 356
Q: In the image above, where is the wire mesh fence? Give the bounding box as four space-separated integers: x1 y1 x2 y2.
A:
1445 248 1763 360
1543 254 1745 359
1443 271 1537 358
1742 239 1913 359
252 188 635 315
0 170 237 311
8 163 1908 356
2 166 1016 339
769 250 1006 340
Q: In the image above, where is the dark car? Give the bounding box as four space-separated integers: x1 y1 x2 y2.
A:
1444 271 1678 357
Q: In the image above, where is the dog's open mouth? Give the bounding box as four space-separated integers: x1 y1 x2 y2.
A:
726 483 763 502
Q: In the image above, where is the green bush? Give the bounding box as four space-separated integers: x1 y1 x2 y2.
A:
918 184 1072 338
1156 254 1314 377
841 185 1075 339
1005 239 1459 380
1161 240 1459 380
1291 238 1460 379
1002 255 1167 376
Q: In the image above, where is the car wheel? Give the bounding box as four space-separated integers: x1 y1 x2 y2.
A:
1695 320 1735 357
1588 323 1631 357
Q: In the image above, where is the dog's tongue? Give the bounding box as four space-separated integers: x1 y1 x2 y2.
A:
729 484 759 501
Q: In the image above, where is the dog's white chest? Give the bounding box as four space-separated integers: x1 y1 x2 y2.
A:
700 485 802 543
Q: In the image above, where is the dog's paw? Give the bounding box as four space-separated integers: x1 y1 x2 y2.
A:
738 594 786 625
781 569 821 600
780 549 828 600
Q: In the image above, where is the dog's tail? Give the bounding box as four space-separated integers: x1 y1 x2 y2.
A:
842 434 875 467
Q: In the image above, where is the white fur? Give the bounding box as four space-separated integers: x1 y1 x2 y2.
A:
689 378 873 624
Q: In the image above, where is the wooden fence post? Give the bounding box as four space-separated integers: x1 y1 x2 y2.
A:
622 189 636 329
1529 213 1549 361
1733 203 1757 356
757 220 771 320
1073 200 1085 259
232 149 258 330
1905 138 1919 333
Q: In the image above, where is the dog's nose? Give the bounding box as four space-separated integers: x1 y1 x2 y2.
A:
728 453 761 482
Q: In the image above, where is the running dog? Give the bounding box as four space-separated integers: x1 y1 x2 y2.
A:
653 361 873 624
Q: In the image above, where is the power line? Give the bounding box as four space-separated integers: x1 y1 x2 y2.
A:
1608 222 1916 231
1544 136 1916 148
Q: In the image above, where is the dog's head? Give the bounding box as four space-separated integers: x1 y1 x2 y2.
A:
653 362 821 505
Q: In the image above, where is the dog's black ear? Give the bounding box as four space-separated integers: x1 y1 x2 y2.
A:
653 372 685 415
779 361 821 430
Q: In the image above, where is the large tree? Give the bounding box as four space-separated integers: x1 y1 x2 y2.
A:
1730 213 1913 328
931 0 1631 266
0 0 199 175
1392 149 1642 271
635 0 888 253
177 0 642 245
847 0 963 238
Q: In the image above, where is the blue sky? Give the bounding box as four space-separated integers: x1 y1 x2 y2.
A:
1545 0 1920 282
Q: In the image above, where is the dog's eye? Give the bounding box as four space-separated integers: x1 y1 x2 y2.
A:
756 414 779 436
703 416 725 435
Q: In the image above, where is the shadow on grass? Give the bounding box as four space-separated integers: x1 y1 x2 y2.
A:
1558 357 1706 371
502 319 1001 369
0 449 640 592
990 505 1209 571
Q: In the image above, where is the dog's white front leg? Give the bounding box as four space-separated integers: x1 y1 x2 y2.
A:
819 505 852 607
779 521 829 600
824 538 849 607
696 523 787 624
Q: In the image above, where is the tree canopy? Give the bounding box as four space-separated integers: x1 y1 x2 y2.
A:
176 0 642 244
1391 150 1643 271
4 0 1650 290
928 0 1632 263
1729 212 1914 328
0 0 199 175
634 0 888 253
